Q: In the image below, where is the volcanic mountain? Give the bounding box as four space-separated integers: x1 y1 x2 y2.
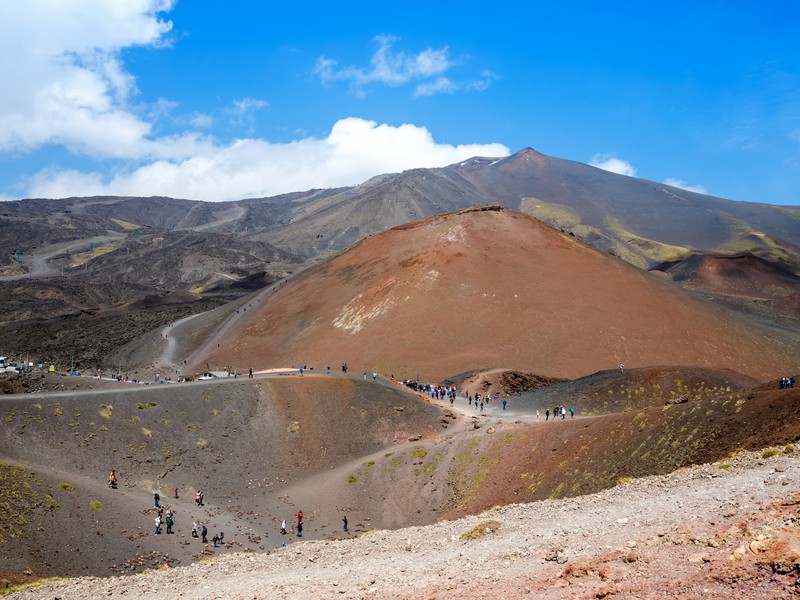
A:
258 148 800 271
194 207 799 381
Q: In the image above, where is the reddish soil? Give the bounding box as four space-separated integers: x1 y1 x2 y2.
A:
196 207 800 381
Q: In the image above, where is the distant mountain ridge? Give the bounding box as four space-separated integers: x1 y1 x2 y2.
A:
2 148 799 325
4 148 798 268
264 147 800 269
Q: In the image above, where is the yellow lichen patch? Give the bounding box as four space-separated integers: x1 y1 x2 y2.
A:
111 218 141 230
69 246 115 268
520 197 581 228
460 518 501 540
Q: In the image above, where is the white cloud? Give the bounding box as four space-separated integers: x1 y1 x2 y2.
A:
589 153 637 177
26 118 510 201
414 77 458 97
663 178 709 195
0 6 507 202
314 35 496 97
315 35 453 91
230 98 269 115
188 112 214 129
0 0 175 159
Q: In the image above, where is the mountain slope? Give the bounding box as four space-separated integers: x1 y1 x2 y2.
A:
196 207 799 381
256 148 800 269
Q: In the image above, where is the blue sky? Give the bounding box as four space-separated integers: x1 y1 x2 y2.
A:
0 0 798 203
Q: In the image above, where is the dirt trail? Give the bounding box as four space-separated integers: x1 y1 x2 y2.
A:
0 233 124 281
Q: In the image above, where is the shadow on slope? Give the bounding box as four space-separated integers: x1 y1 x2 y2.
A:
0 376 443 578
440 382 800 520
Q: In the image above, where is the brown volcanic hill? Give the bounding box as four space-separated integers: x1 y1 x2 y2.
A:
651 252 800 299
196 207 800 382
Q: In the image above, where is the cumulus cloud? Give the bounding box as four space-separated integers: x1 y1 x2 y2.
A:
663 178 709 194
589 153 637 177
0 0 175 159
26 117 511 201
1 5 507 202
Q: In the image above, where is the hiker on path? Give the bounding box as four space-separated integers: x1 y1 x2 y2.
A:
372 372 377 381
166 514 174 534
154 515 161 535
248 368 253 379
280 519 287 535
545 409 549 421
201 524 208 543
296 521 303 537
570 406 575 418
195 491 202 506
212 534 219 549
192 521 198 538
343 515 348 533
502 398 507 410
174 487 179 499
154 492 160 509
296 510 303 527
108 470 117 488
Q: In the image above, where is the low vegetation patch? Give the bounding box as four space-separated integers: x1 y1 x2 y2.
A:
89 499 102 510
58 482 74 491
411 446 427 459
460 518 501 540
0 577 66 597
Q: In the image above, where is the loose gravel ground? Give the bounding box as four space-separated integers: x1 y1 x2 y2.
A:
11 448 800 599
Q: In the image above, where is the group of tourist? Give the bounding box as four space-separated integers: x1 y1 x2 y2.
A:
545 406 574 420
